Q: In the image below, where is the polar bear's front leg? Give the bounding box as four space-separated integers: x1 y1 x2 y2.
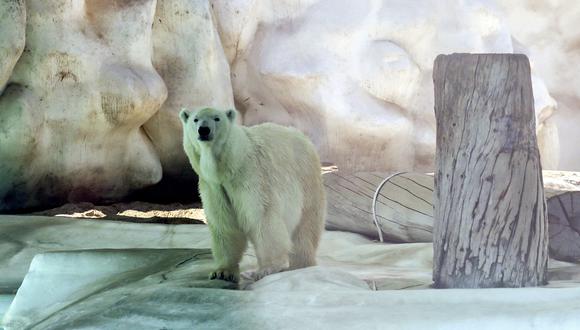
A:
200 181 247 283
208 224 247 283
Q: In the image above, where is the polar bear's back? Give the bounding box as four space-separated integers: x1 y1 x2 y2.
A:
241 122 325 235
244 122 321 177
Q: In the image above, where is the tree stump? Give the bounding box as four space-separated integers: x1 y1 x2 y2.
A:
432 54 548 288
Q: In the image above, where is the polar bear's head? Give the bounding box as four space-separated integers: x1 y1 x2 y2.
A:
179 107 237 145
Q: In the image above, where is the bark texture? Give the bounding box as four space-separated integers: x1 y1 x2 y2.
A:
547 191 580 262
432 53 548 288
324 171 433 243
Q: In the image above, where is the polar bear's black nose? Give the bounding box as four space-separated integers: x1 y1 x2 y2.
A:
198 126 211 137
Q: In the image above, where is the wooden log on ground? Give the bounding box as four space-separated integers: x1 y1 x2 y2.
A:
547 191 580 262
324 171 433 243
543 172 580 262
432 53 548 288
325 171 580 263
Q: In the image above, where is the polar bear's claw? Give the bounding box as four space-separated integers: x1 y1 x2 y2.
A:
209 269 239 283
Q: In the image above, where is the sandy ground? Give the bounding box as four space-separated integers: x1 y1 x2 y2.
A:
34 201 206 224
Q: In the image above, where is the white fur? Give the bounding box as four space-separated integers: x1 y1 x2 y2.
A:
180 108 326 282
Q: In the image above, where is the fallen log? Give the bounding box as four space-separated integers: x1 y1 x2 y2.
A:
324 170 580 263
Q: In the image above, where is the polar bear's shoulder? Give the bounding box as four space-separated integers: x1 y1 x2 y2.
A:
245 122 307 141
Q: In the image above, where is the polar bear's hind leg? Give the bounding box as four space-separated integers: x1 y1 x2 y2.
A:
289 201 324 270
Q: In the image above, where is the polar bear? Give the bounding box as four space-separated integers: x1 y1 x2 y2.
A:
179 107 326 283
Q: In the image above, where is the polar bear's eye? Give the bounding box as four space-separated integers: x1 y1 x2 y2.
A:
214 117 220 122
193 119 198 123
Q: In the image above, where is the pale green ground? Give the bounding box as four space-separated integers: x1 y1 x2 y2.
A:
2 218 580 329
0 295 14 328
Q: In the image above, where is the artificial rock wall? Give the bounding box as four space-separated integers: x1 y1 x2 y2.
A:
0 0 574 210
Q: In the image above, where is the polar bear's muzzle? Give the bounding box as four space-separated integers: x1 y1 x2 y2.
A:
198 126 212 141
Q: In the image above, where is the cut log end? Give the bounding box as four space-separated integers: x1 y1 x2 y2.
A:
547 191 580 263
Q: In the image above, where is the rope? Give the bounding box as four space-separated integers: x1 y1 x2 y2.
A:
371 171 409 243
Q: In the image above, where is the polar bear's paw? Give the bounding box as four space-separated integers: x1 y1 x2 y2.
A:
209 268 239 283
243 266 287 282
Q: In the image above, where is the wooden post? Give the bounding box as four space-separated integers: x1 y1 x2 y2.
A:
432 53 548 288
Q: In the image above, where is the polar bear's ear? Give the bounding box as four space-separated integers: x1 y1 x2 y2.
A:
226 109 237 122
179 108 191 124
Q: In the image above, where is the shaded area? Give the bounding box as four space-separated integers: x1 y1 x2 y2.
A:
126 174 200 205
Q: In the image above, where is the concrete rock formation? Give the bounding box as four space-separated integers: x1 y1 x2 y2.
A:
147 0 234 181
211 0 560 172
0 0 168 210
0 1 25 91
0 0 571 210
498 0 580 170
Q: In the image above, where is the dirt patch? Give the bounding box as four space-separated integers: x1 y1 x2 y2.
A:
35 201 205 224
